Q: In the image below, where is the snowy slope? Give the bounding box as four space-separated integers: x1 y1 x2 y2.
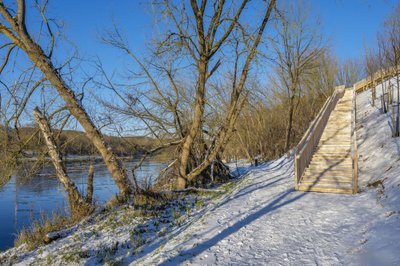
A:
136 158 384 265
1 86 399 265
135 87 400 266
355 82 400 265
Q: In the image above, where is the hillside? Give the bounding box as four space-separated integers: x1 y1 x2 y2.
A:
1 87 399 265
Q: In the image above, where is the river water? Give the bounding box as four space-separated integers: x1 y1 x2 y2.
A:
0 159 167 251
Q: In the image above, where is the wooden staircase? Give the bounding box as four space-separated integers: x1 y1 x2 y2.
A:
295 88 358 194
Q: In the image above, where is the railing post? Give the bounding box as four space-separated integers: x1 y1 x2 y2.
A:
352 86 358 194
354 149 358 194
294 154 299 190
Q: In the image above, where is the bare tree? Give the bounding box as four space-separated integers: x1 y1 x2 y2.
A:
364 47 379 106
377 35 390 113
384 4 400 136
222 50 337 162
337 58 363 87
0 0 133 198
102 0 276 189
270 1 325 153
33 107 92 217
0 60 47 187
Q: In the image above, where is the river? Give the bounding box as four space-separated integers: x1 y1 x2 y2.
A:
0 159 167 251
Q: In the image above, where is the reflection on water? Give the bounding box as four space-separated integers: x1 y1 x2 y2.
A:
0 159 166 251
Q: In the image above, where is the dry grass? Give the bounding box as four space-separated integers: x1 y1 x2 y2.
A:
15 211 70 250
14 206 91 251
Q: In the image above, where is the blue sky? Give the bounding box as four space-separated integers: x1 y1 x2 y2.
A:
46 0 399 68
1 0 398 130
308 0 399 62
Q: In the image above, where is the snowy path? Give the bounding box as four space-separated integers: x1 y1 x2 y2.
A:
137 155 382 265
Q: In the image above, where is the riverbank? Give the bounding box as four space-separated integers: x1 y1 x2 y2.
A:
0 172 248 265
0 159 168 252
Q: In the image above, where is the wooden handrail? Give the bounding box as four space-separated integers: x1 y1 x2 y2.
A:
355 65 400 93
352 86 358 194
294 85 345 188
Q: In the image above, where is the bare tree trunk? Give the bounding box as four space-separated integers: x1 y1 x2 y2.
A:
284 98 294 153
371 76 376 107
177 60 208 189
387 79 391 111
381 71 388 113
87 164 94 203
237 130 253 162
392 84 395 136
395 68 400 137
33 107 92 218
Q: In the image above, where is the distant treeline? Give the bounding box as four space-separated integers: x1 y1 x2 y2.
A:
0 126 161 157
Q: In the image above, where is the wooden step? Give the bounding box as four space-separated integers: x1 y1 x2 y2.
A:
309 156 351 161
312 157 351 162
301 176 353 182
307 164 352 171
322 131 350 133
321 133 350 136
299 179 352 187
303 171 353 179
318 140 351 146
297 185 353 194
313 151 350 155
308 165 352 170
321 132 350 136
305 166 353 172
312 153 350 158
311 162 351 167
312 152 352 156
321 136 350 138
326 119 350 122
302 172 353 178
314 150 351 154
311 158 351 163
317 144 351 147
324 128 350 131
313 150 351 154
321 131 350 134
301 174 352 180
323 131 350 133
315 146 351 151
316 144 351 148
321 134 350 137
314 152 351 156
318 141 351 144
323 128 350 131
325 126 350 128
323 127 350 129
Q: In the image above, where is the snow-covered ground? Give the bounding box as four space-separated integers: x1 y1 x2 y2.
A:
355 81 400 265
137 86 400 265
1 85 400 265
